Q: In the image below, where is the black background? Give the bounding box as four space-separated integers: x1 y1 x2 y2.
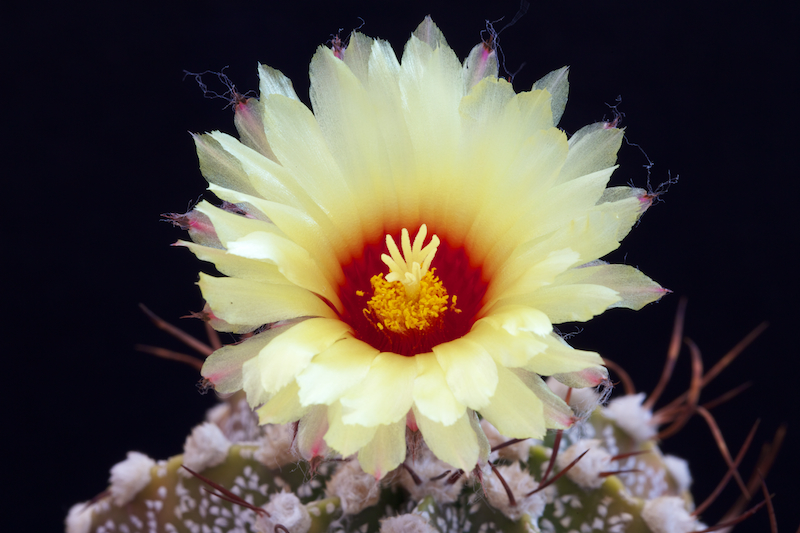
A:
7 1 799 531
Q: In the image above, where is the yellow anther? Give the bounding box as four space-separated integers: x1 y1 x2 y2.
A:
366 270 450 333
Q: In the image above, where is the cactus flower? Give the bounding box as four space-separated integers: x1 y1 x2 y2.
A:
186 17 665 479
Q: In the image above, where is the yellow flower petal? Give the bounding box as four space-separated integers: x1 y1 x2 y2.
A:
557 123 624 185
203 130 311 208
201 325 289 393
296 335 379 406
479 365 547 439
433 338 498 411
553 262 667 311
483 168 616 280
340 353 417 427
193 133 262 197
511 368 574 429
198 273 336 329
226 231 340 308
180 240 292 287
412 352 466 425
324 401 378 457
256 380 307 424
522 333 604 376
258 64 299 101
532 66 569 125
259 94 363 255
357 418 406 479
252 318 351 395
413 407 478 471
514 283 621 323
467 322 547 369
476 305 552 336
296 405 329 459
484 248 580 307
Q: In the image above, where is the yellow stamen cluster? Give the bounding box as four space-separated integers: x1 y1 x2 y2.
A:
367 269 450 333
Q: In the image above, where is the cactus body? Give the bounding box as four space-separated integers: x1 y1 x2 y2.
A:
67 391 699 533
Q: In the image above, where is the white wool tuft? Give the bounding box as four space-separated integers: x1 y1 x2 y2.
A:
395 447 465 504
204 402 230 425
182 422 232 474
603 392 657 442
546 376 601 415
254 492 311 533
664 455 693 493
325 459 381 515
65 502 92 533
109 451 155 506
379 513 437 533
254 423 299 468
555 439 611 489
484 462 545 521
642 496 705 533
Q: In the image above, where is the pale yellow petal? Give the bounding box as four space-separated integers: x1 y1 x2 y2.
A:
477 305 552 336
437 77 518 243
499 197 643 281
469 408 491 465
412 352 466 425
478 365 546 439
433 338 498 410
256 380 307 424
532 66 569 126
413 407 478 471
259 93 364 254
241 358 270 408
511 87 558 137
340 353 417 427
205 131 332 218
481 168 615 279
556 123 624 185
178 240 292 286
357 419 406 479
552 365 609 388
209 192 345 284
198 273 336 329
341 31 372 84
194 200 276 247
226 231 340 308
297 335 379 406
193 133 261 197
506 283 621 324
522 333 604 376
365 38 420 226
466 129 571 268
254 318 351 395
309 47 386 243
296 405 329 459
483 248 579 307
467 322 547 369
233 97 274 161
201 326 288 393
258 64 300 100
412 16 449 50
324 401 378 457
510 368 574 429
462 41 498 91
553 263 667 310
399 36 463 230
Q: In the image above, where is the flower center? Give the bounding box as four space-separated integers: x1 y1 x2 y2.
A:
363 225 460 334
337 224 488 356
